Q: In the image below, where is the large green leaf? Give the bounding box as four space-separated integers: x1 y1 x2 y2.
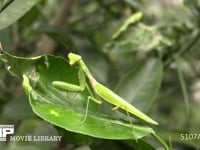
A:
115 57 163 112
0 0 40 30
90 139 156 150
0 50 154 140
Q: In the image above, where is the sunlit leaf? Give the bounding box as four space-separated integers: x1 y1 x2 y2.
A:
0 50 154 140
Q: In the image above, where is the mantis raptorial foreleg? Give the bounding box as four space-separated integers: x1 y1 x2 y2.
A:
52 69 85 92
52 69 102 124
81 96 101 124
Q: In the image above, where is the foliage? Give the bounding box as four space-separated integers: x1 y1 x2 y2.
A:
0 0 200 150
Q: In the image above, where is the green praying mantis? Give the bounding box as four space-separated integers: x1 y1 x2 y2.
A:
52 53 158 125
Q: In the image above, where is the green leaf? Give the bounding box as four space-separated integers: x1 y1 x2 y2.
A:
115 57 163 112
57 128 93 145
0 0 40 30
0 50 154 140
130 139 156 150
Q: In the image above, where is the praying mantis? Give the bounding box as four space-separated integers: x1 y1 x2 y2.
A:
52 53 158 125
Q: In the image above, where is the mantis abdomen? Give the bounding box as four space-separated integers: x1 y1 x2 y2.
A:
93 81 158 125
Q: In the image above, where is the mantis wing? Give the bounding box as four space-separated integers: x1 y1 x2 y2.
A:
93 81 158 125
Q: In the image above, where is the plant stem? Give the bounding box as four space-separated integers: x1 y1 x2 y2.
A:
174 54 190 116
152 132 170 150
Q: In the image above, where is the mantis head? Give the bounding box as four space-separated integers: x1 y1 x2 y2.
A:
68 53 82 65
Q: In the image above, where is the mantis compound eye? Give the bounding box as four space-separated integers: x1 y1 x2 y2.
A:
68 53 82 65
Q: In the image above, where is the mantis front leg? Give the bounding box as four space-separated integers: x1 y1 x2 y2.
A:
52 69 86 92
52 69 102 124
81 96 101 124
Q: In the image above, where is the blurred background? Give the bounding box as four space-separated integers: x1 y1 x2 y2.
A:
0 0 200 149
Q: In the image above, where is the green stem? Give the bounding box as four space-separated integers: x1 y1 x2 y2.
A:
169 136 173 150
174 54 190 116
152 132 170 150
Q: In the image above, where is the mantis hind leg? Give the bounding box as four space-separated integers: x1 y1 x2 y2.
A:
112 105 137 141
80 96 102 125
125 109 137 142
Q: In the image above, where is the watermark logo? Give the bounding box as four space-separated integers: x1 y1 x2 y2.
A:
0 124 62 142
0 125 14 141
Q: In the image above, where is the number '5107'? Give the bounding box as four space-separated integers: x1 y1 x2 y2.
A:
180 133 200 141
